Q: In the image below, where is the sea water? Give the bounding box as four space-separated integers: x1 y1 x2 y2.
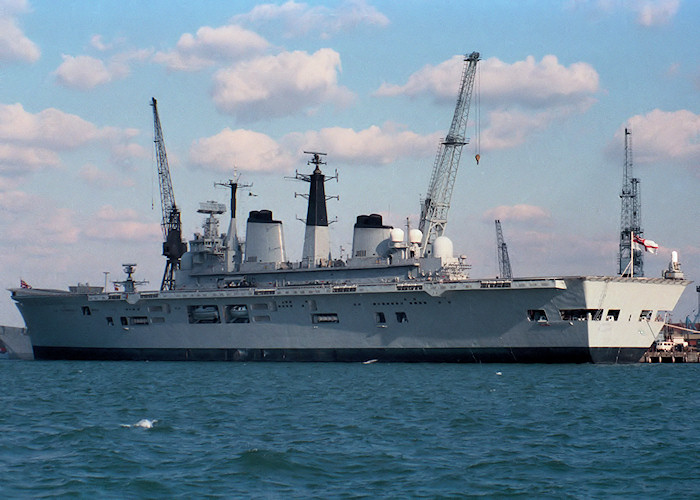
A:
1 361 699 498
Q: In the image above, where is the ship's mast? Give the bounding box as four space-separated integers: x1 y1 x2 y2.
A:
295 152 337 267
215 178 251 272
115 264 148 293
419 51 480 256
151 98 187 290
618 128 643 277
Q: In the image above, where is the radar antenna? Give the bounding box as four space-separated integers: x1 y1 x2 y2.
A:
151 98 187 290
419 51 480 256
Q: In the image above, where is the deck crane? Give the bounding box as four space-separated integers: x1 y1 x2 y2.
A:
418 51 480 256
151 97 187 290
495 219 513 279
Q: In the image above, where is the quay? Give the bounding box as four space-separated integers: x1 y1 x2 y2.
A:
641 322 700 363
642 350 700 363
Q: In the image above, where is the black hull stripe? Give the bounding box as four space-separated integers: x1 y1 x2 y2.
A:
32 346 646 364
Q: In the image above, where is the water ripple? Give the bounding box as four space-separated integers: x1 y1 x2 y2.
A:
1 362 700 497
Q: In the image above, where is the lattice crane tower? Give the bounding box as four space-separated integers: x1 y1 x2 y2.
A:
495 220 513 279
618 128 643 277
151 98 187 290
419 51 480 256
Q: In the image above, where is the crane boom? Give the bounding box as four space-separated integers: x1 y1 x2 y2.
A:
151 98 187 290
495 219 513 279
419 51 480 256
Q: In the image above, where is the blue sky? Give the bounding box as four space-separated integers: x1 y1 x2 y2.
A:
1 0 698 326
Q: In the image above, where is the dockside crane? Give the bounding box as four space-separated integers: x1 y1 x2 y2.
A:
495 219 513 279
151 97 187 290
418 51 480 256
618 128 643 277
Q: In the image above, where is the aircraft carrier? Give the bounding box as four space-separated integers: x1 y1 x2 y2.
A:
8 53 692 363
10 149 690 363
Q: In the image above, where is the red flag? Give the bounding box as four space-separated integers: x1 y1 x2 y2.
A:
20 279 31 289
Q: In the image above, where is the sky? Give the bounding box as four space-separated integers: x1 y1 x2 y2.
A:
1 0 698 327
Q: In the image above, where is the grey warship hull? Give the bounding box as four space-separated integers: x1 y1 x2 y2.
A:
13 275 688 363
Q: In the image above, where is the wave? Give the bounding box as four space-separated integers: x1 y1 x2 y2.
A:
121 418 158 429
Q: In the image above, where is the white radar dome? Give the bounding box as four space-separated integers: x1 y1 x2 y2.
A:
390 228 404 243
409 229 423 244
432 236 453 259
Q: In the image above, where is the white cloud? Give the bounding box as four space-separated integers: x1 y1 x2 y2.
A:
293 123 439 165
80 163 136 188
212 49 354 120
0 0 40 63
567 0 680 27
232 0 389 38
0 175 21 190
0 143 59 172
482 204 551 223
80 205 160 242
480 55 598 109
375 55 467 101
0 102 145 173
633 0 679 26
479 108 566 150
100 126 149 165
1 103 99 149
0 187 35 211
53 49 151 90
3 204 80 246
111 48 152 72
377 54 599 152
377 54 599 109
613 109 700 168
95 205 140 221
189 128 296 173
190 122 440 174
153 24 270 72
0 190 80 260
54 55 112 90
90 34 110 51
